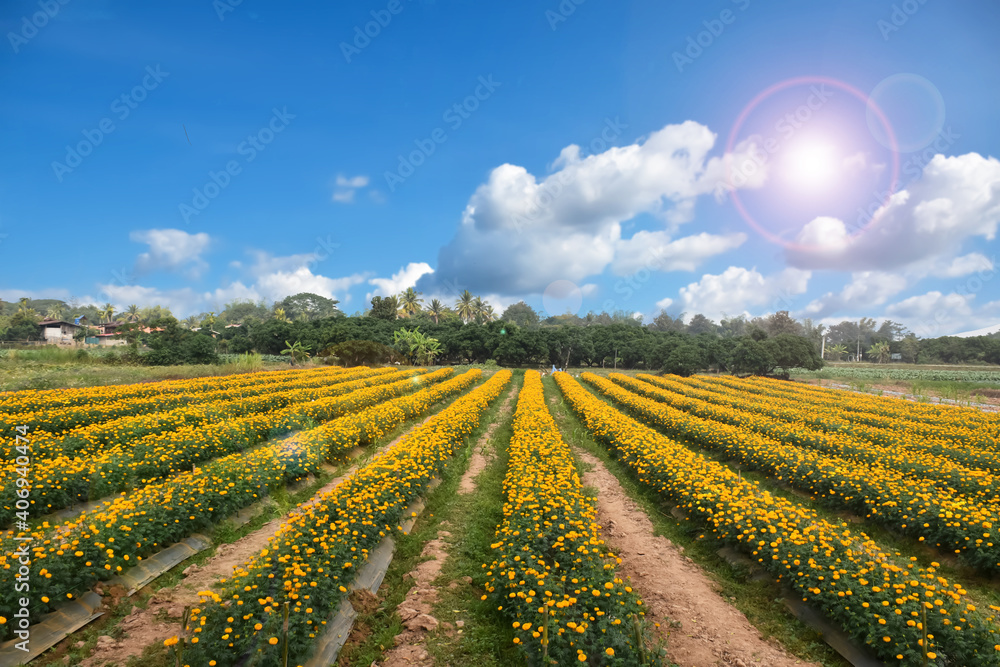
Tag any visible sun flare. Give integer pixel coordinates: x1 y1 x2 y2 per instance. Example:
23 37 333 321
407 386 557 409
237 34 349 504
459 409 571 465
783 139 839 191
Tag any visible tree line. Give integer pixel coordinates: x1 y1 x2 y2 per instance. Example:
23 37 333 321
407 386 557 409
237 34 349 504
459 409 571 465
4 292 1000 368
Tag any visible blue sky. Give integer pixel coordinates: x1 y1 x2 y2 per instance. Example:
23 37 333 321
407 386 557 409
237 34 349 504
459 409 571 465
2 0 999 336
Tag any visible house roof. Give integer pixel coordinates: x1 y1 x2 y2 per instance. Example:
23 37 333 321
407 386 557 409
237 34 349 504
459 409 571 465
38 319 82 328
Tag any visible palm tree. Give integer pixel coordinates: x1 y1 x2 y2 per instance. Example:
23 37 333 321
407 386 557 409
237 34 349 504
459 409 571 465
125 304 140 323
100 302 115 323
16 297 35 320
479 303 496 323
826 343 848 361
281 340 312 365
398 287 424 318
273 307 291 323
427 299 445 324
46 305 64 321
182 315 199 330
201 311 217 331
868 341 891 364
455 290 475 324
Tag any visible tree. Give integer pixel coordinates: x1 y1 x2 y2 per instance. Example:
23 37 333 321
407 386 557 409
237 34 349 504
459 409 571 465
398 288 423 318
369 296 398 321
455 290 476 324
281 340 312 365
900 334 920 363
763 311 803 337
273 307 292 323
100 302 115 323
876 320 908 342
719 315 749 338
686 314 718 336
661 343 707 377
868 341 891 364
649 311 686 332
763 334 824 373
392 327 442 365
125 304 140 323
322 340 396 366
729 338 776 376
281 293 340 321
45 305 64 321
426 299 446 324
16 298 38 322
826 343 848 361
502 301 540 328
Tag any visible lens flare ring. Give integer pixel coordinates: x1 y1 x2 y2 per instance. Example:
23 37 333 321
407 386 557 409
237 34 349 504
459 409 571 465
724 76 900 253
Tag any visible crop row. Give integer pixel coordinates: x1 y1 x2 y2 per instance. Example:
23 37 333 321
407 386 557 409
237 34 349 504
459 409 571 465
708 374 1000 441
4 366 387 462
0 368 442 524
178 370 513 667
587 373 1000 576
0 365 375 440
556 372 1000 666
0 368 479 637
678 375 1000 475
625 374 1000 498
485 370 652 665
791 367 1000 385
300 367 486 461
0 362 329 415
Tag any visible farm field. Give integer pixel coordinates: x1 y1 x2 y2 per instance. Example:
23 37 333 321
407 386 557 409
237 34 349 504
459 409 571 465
2 367 1000 666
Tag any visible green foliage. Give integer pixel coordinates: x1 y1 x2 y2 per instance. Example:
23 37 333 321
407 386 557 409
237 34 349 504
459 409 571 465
392 327 442 365
661 343 706 376
322 339 396 366
369 295 399 321
729 338 775 376
762 334 823 373
280 339 312 364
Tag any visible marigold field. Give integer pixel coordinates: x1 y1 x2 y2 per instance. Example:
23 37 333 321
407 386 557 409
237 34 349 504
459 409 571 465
2 365 1000 666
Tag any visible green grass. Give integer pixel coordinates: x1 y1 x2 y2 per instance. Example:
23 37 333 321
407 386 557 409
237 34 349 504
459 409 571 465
340 373 525 667
540 375 849 667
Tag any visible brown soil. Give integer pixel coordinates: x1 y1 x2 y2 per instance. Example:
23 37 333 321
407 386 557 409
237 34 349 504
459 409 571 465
77 460 372 666
378 384 519 666
574 448 817 667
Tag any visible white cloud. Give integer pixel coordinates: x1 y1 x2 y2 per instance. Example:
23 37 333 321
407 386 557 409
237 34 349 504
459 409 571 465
337 175 369 188
934 252 995 278
98 283 201 316
885 291 976 337
655 297 674 310
332 173 370 204
789 153 1000 272
368 262 435 299
421 120 765 296
131 229 211 278
612 231 746 275
677 266 811 321
803 272 908 319
255 267 366 303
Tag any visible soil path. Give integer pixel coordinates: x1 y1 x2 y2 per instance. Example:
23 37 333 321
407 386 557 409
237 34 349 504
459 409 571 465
77 413 441 667
574 448 817 667
378 384 518 667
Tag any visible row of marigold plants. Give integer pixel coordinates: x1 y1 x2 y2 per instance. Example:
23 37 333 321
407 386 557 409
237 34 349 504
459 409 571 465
0 368 482 639
707 374 1000 452
591 373 1000 576
555 372 1000 666
0 368 439 524
627 373 1000 498
175 370 512 667
648 374 1000 479
484 370 656 665
0 366 369 448
0 362 336 415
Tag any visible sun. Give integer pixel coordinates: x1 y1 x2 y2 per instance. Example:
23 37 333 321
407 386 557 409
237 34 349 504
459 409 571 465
782 139 839 191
